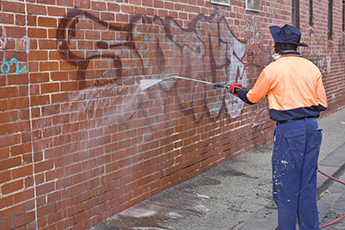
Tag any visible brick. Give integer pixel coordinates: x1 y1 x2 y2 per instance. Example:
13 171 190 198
0 218 14 229
51 92 69 103
15 14 26 26
13 189 34 204
0 87 18 99
75 0 91 8
47 210 64 225
66 183 83 198
142 0 153 7
14 210 35 228
12 164 33 180
39 39 58 50
8 120 30 134
29 72 49 83
61 82 77 91
92 1 106 10
52 114 70 125
7 74 29 85
0 134 21 150
7 97 29 110
108 2 121 12
0 13 14 24
28 50 48 61
36 181 55 196
10 142 32 156
50 71 69 81
1 179 24 195
39 61 59 71
37 203 56 219
154 0 164 8
28 28 47 38
66 202 83 217
48 50 61 60
27 3 47 15
4 51 28 62
26 15 37 26
34 160 54 173
2 1 25 13
30 95 50 106
0 195 13 211
41 83 60 94
38 17 58 28
5 26 26 38
0 170 11 183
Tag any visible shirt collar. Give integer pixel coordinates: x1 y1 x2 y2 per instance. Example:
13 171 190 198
281 50 301 56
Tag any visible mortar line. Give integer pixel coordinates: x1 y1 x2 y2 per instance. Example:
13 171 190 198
24 0 38 229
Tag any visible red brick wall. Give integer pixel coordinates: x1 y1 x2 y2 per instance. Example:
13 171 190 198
0 0 344 229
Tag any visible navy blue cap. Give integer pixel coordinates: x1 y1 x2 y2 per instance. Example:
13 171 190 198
269 24 308 47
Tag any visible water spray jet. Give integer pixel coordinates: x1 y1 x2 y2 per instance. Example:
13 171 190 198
140 75 229 90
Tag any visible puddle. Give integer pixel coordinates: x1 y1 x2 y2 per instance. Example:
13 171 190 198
217 169 259 179
90 190 209 230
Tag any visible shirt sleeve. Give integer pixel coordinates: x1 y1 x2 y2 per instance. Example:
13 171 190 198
243 69 271 104
237 89 254 104
316 72 328 110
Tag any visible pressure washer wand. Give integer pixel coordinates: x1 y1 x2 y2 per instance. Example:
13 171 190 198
163 76 229 89
212 83 230 89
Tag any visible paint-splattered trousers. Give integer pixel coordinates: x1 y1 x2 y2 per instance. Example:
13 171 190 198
272 117 322 230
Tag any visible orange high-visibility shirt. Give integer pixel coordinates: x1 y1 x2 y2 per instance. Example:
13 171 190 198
238 53 328 121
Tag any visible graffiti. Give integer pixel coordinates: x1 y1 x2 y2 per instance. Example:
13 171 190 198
246 45 272 68
244 16 272 78
244 16 263 45
20 36 30 54
0 26 28 75
1 26 30 53
0 26 7 49
57 9 247 122
1 58 27 75
308 30 331 73
338 34 345 70
251 101 268 131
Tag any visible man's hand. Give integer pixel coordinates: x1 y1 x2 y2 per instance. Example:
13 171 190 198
229 83 242 96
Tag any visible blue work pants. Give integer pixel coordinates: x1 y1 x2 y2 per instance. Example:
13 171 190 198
272 118 322 230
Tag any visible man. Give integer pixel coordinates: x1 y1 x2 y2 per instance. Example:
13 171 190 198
230 24 328 230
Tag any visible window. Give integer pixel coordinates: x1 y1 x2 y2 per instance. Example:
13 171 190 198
309 0 313 27
328 0 333 40
292 0 300 28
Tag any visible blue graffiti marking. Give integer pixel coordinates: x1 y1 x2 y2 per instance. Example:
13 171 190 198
1 58 27 75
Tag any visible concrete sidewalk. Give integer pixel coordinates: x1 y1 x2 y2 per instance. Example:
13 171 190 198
91 108 345 230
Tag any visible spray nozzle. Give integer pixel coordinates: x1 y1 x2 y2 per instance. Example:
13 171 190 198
212 83 229 89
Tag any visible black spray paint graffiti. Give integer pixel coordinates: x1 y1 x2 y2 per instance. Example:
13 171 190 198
57 9 247 123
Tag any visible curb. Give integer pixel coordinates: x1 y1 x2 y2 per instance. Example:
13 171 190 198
317 143 345 198
317 163 345 198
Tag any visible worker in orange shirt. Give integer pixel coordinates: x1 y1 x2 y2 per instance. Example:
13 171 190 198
230 24 328 230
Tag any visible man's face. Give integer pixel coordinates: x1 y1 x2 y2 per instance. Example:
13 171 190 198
274 42 282 53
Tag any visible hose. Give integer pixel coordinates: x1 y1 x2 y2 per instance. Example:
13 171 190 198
318 169 345 186
320 214 345 228
317 169 345 228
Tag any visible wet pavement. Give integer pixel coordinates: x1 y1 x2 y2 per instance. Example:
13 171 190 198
89 108 345 230
318 173 345 229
